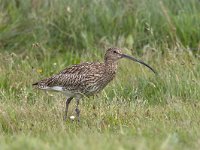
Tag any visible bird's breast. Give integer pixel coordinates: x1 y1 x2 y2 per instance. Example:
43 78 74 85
83 71 116 96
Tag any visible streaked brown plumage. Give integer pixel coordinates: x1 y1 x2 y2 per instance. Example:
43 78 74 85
33 48 156 121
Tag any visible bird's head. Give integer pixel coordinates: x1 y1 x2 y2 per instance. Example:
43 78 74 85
104 47 156 74
104 47 123 62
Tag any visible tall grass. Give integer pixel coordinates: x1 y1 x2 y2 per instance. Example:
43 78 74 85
0 0 200 53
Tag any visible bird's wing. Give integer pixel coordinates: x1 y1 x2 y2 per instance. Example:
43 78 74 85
33 62 105 91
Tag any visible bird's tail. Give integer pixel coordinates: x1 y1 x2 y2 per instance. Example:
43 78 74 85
32 82 39 86
32 80 49 90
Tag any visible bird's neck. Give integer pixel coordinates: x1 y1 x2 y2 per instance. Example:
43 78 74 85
104 60 118 73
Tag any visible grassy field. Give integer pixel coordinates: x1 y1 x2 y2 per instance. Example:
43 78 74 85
0 0 200 149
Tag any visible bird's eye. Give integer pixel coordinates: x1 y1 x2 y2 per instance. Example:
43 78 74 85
113 50 117 53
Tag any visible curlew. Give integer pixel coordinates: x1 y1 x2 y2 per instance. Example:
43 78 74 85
33 48 156 121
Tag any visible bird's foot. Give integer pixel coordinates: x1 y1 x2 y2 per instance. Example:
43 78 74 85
63 115 67 122
75 108 80 122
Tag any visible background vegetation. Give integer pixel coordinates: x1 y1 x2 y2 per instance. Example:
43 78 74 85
0 0 200 149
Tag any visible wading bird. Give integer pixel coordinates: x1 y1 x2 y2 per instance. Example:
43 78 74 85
33 48 156 121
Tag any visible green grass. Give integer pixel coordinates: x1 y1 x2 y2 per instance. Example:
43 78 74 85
0 0 200 149
0 49 200 150
1 0 200 53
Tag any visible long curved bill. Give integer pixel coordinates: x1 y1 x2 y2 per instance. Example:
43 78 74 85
121 54 157 74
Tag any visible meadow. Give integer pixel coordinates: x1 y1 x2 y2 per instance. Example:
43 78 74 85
0 0 200 149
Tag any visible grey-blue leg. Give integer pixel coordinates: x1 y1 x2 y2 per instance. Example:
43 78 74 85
64 97 73 121
75 98 80 122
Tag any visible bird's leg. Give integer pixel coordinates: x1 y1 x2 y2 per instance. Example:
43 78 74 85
75 98 80 122
64 97 73 121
